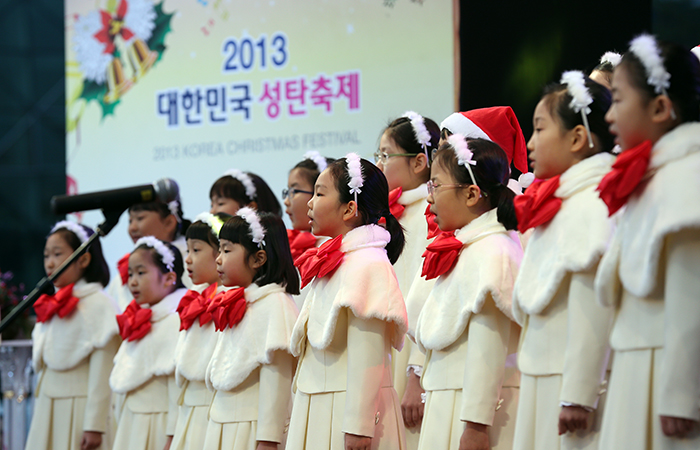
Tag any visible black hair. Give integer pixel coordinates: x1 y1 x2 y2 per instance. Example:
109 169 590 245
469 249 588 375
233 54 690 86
440 127 453 142
50 224 110 287
292 156 337 189
133 240 185 290
434 138 518 231
384 115 441 170
186 213 231 250
327 158 405 264
541 76 615 154
210 171 283 217
619 39 700 124
218 212 300 295
129 199 191 241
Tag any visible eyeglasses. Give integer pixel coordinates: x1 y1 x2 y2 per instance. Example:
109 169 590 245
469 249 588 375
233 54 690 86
373 150 416 165
426 180 486 197
282 188 314 200
426 180 469 196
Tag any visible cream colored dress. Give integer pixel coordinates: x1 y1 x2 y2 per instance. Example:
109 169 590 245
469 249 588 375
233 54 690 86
202 283 299 450
512 153 616 450
287 224 409 450
109 288 186 450
413 209 522 450
595 123 700 449
170 284 222 450
26 280 120 450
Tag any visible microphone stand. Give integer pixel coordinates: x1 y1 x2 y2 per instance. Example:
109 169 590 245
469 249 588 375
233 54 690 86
0 208 124 334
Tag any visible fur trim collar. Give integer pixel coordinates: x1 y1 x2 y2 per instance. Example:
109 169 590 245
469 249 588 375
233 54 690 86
205 284 298 392
415 210 522 351
174 284 223 385
290 226 408 355
109 288 186 393
32 280 119 372
597 123 700 303
513 154 616 321
398 184 429 206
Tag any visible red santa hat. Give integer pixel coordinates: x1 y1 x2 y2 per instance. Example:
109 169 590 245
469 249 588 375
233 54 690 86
692 45 700 62
440 106 528 174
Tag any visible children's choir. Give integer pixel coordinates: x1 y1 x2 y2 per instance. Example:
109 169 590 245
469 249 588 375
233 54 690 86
25 34 700 450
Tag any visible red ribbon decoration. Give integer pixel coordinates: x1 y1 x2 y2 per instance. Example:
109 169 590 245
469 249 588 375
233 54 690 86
420 233 464 280
294 235 345 289
597 141 653 216
94 0 135 55
379 187 405 225
116 300 152 341
177 284 217 331
287 229 318 261
34 284 80 323
513 176 563 233
206 287 246 331
117 253 130 285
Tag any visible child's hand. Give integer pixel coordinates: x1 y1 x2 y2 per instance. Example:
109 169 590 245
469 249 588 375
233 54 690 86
345 433 371 450
660 415 697 438
163 435 173 450
80 431 102 450
256 440 278 450
401 370 425 428
459 421 489 450
558 405 590 435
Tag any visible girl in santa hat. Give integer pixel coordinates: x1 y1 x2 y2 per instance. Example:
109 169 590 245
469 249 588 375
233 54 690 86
511 70 616 450
413 136 522 450
595 34 700 449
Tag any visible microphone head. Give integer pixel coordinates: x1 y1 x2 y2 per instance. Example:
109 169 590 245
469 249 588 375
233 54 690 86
153 178 180 204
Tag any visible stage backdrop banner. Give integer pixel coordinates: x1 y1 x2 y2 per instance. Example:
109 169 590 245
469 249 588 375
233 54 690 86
65 0 456 267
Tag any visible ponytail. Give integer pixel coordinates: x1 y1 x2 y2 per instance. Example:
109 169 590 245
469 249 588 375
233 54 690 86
494 184 518 231
383 213 406 264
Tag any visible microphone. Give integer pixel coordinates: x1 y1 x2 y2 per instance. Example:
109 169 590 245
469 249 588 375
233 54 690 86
51 178 180 215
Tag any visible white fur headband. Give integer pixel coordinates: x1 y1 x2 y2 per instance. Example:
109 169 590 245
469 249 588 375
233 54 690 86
51 221 89 244
600 51 622 67
303 151 328 172
403 111 432 167
345 152 364 216
236 207 266 248
447 134 477 185
560 70 595 149
224 169 257 200
134 236 176 272
194 212 225 238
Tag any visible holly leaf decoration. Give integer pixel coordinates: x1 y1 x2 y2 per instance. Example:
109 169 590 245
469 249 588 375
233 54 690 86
148 1 174 63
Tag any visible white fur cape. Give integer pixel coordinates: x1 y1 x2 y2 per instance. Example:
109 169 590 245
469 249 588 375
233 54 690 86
109 288 186 394
32 280 119 372
597 123 700 306
174 284 224 386
512 153 616 323
205 283 299 392
290 224 408 356
415 209 522 352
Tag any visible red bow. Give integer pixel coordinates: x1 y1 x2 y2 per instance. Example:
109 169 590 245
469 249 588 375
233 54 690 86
117 253 130 285
294 235 344 289
421 233 464 280
116 300 152 341
379 187 405 225
177 284 217 331
425 205 441 239
287 229 318 260
94 0 135 55
597 141 652 216
34 284 80 323
206 287 246 331
513 176 563 233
